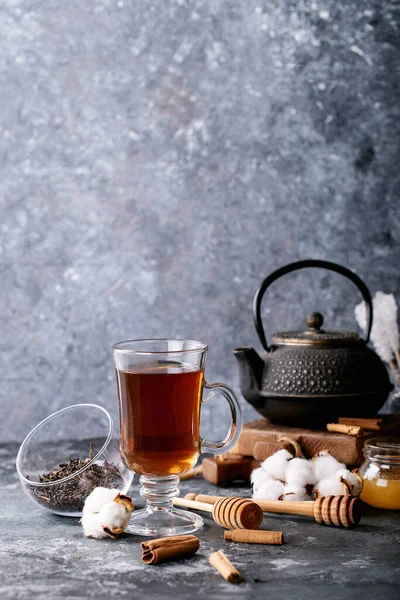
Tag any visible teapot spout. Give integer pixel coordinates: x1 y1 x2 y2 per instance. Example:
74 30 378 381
233 347 264 409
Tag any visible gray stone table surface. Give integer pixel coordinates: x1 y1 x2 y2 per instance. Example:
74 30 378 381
1 443 399 600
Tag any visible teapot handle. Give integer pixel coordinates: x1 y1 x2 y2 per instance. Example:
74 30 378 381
253 259 373 351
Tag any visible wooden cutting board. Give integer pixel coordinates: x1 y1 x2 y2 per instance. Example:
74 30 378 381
232 417 400 467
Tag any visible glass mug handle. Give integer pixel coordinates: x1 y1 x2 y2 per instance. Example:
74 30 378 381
200 381 243 455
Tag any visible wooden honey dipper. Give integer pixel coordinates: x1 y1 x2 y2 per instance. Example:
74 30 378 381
172 496 264 530
184 493 361 528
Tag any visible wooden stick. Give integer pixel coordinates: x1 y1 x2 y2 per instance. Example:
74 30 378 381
186 492 314 515
174 497 214 513
224 529 283 545
185 493 197 500
179 465 203 480
186 493 315 515
326 423 364 437
209 550 243 583
185 493 222 504
185 493 361 528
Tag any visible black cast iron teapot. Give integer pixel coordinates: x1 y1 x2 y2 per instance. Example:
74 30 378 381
234 260 392 428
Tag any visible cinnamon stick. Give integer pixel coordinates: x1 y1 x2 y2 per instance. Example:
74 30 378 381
209 550 243 583
224 529 283 545
141 535 200 565
338 418 381 431
326 423 364 437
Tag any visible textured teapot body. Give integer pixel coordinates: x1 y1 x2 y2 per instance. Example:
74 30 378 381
262 343 390 398
253 343 392 426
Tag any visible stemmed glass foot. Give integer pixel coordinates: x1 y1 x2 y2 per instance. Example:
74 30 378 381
125 474 203 537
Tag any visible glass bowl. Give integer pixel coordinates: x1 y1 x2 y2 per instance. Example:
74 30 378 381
16 403 134 517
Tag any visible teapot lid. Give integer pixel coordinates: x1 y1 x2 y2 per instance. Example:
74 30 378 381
271 312 361 347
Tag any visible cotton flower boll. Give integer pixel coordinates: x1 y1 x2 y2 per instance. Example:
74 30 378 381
253 479 284 501
81 512 109 539
251 467 275 493
251 466 273 487
83 487 121 514
81 494 134 539
313 453 345 482
99 501 131 538
314 477 347 497
283 484 310 502
335 469 363 497
285 458 316 487
262 449 293 481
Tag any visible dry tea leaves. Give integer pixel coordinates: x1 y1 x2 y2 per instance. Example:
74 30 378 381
27 447 124 513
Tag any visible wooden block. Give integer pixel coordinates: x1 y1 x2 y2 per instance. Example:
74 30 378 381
234 417 400 466
233 419 366 465
201 456 254 485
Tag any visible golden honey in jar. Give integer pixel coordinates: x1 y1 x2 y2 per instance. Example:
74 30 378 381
359 437 400 510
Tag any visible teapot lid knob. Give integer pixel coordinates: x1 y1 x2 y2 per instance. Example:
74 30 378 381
307 312 324 330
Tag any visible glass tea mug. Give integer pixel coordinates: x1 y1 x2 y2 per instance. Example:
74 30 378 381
113 339 243 536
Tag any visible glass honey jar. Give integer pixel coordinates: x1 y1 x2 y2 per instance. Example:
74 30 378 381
359 438 400 510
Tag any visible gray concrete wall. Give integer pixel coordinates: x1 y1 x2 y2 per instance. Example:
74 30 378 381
1 1 399 442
